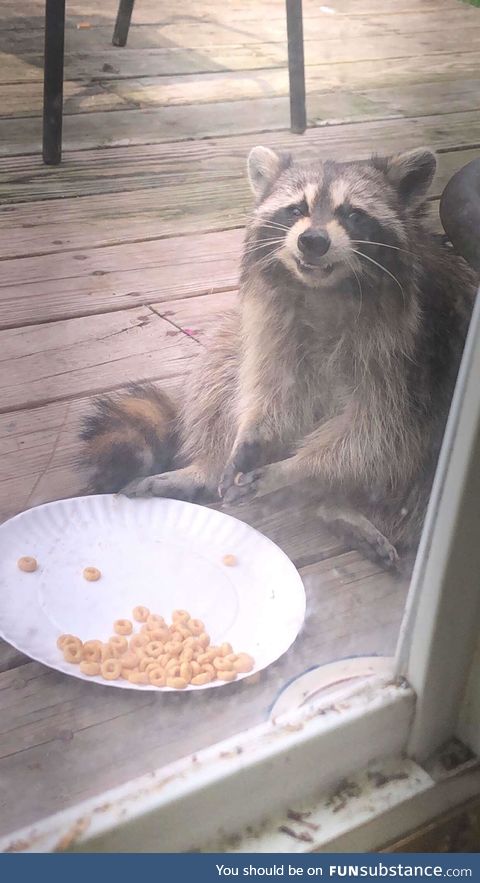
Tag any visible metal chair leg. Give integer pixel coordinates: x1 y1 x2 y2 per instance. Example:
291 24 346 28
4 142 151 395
286 0 307 134
42 0 66 165
113 0 135 47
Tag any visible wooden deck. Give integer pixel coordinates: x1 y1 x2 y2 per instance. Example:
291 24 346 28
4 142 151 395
1 0 479 845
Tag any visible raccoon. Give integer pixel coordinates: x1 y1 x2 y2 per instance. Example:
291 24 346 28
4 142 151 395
81 146 477 566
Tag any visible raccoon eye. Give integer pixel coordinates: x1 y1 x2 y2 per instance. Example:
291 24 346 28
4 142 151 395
288 205 305 219
348 209 365 223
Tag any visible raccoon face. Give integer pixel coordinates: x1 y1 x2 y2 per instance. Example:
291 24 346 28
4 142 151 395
245 146 436 290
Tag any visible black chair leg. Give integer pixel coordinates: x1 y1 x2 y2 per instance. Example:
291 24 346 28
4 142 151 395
113 0 135 47
42 0 66 165
286 0 307 134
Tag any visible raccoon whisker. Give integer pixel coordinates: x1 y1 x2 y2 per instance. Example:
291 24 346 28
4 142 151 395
244 238 286 253
259 221 292 232
347 257 364 323
352 249 406 309
351 240 416 259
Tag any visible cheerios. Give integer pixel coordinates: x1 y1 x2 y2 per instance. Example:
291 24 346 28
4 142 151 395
144 641 163 659
146 614 166 631
82 640 102 663
101 658 122 680
216 669 237 682
132 606 149 623
166 676 188 689
57 634 81 651
54 605 254 690
191 671 214 686
148 667 167 687
80 661 101 676
108 635 128 656
63 642 83 664
17 556 38 573
127 671 149 685
120 652 139 670
83 567 101 582
222 554 237 567
113 619 132 636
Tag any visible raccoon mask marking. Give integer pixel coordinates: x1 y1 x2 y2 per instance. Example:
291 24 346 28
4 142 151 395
244 145 436 294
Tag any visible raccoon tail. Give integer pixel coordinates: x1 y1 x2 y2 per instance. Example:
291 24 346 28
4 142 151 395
80 384 177 493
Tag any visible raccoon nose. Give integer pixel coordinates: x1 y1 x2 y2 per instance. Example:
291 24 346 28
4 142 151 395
298 228 331 258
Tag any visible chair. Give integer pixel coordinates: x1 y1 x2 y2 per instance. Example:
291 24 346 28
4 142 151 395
42 0 306 165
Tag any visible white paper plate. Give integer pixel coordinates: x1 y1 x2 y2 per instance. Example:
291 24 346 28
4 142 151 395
0 495 306 691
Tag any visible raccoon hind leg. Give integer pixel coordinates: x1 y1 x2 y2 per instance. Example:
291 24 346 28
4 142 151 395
317 503 399 571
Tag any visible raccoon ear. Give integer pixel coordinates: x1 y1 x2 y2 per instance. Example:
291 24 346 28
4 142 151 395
247 146 291 199
382 148 437 203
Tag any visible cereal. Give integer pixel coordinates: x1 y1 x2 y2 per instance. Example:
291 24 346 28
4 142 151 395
127 671 150 685
80 661 100 676
17 556 38 573
233 653 254 673
108 635 128 656
113 619 132 636
148 667 166 687
82 640 102 663
146 614 166 631
56 606 255 690
188 618 204 636
166 676 188 689
222 554 237 567
101 658 122 680
216 669 237 682
63 642 83 664
57 634 80 651
83 567 101 582
144 641 163 659
191 671 214 686
120 652 139 670
132 606 149 623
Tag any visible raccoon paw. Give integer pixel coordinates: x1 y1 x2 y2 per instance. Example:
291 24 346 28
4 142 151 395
120 468 202 501
222 464 279 505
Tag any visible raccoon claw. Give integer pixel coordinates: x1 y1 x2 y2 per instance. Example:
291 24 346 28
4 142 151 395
222 468 265 505
218 464 244 498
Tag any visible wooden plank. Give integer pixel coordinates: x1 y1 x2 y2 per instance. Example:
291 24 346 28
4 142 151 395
2 111 480 203
0 81 132 120
0 228 241 328
0 0 466 32
3 58 480 157
0 306 198 413
0 228 240 290
4 6 477 47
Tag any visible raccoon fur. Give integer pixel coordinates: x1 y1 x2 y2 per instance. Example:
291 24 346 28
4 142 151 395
80 146 477 566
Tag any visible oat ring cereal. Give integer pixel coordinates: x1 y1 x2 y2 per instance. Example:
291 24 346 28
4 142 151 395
101 658 122 680
57 606 254 689
113 619 132 636
148 666 167 687
83 567 101 582
17 556 38 573
63 642 83 664
82 640 102 663
80 661 101 676
132 606 149 623
57 634 81 651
